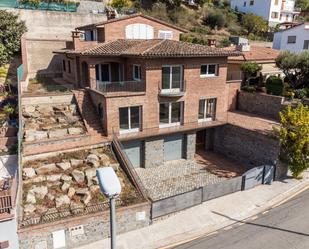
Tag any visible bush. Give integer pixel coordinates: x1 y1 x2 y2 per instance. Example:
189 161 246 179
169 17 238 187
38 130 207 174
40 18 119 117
294 88 308 99
241 85 256 93
277 104 309 178
266 76 284 96
202 12 226 29
110 0 132 8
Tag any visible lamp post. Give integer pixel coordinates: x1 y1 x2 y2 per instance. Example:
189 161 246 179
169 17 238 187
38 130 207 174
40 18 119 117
96 167 122 249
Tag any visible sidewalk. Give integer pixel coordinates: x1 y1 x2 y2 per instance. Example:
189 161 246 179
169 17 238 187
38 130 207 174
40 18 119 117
76 172 309 249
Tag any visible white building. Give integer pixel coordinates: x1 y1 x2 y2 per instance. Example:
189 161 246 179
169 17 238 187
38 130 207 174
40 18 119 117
273 23 309 52
230 0 300 26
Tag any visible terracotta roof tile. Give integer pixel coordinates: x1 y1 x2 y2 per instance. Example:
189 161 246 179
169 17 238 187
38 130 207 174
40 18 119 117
79 39 241 58
228 46 280 61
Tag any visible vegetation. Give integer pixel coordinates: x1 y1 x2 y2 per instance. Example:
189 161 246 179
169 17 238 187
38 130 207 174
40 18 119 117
275 51 309 89
0 11 27 66
110 0 133 8
277 104 309 178
202 11 226 29
296 0 309 11
240 62 262 85
242 13 268 36
266 76 284 96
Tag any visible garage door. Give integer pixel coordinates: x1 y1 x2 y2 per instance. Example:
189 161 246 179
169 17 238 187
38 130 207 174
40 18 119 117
123 141 142 168
164 135 184 161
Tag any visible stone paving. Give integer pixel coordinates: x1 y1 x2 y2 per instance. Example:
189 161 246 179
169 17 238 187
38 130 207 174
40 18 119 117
135 158 228 201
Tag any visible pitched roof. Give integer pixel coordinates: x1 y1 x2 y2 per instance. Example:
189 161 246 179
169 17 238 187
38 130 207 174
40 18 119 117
228 46 280 62
75 39 241 58
76 13 188 32
275 22 309 33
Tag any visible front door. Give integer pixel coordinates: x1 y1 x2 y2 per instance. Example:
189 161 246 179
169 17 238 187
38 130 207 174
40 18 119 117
196 130 206 151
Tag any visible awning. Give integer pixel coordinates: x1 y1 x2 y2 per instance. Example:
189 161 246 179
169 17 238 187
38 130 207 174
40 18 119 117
261 63 283 75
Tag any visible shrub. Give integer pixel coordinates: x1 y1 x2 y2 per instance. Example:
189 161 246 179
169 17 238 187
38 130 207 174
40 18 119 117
294 88 308 99
276 104 309 178
241 85 256 93
110 0 132 8
202 12 226 29
266 76 284 96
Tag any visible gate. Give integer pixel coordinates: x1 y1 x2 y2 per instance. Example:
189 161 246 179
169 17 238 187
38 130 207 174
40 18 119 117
242 165 275 190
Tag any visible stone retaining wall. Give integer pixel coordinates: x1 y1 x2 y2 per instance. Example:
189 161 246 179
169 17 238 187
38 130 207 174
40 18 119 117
237 91 284 120
21 94 73 106
214 124 279 168
18 202 150 249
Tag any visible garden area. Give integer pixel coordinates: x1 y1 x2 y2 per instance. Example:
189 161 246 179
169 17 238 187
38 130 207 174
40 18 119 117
21 146 144 226
240 51 309 102
24 77 71 94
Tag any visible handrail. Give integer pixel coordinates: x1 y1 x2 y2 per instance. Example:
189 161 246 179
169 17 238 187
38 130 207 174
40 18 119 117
158 80 186 93
111 133 149 200
94 80 145 93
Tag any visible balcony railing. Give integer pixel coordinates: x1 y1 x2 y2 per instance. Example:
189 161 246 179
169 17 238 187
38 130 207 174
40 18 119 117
94 80 146 94
158 80 186 97
227 71 243 81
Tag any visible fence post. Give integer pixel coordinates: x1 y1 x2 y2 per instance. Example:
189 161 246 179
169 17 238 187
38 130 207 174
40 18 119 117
241 175 246 191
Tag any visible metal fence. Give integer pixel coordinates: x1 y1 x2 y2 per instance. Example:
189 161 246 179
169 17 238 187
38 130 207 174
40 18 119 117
16 1 78 12
151 165 275 219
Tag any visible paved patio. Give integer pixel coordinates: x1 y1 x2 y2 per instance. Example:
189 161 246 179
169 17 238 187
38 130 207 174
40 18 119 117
135 152 247 201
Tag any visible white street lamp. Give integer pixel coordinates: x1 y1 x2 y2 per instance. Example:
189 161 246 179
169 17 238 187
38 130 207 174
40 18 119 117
96 167 122 249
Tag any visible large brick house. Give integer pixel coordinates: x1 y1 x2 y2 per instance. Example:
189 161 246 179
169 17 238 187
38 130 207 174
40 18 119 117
55 13 240 168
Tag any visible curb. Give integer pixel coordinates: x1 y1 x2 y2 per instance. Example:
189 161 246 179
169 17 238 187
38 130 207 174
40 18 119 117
159 178 309 249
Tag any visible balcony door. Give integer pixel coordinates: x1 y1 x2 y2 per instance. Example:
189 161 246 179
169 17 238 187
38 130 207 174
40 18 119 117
96 64 110 83
162 65 183 93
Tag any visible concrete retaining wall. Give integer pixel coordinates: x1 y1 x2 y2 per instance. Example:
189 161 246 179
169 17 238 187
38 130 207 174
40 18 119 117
21 94 73 106
214 124 280 168
237 91 284 120
19 202 150 249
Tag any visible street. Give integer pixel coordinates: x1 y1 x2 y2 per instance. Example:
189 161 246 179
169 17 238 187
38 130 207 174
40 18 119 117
174 188 309 249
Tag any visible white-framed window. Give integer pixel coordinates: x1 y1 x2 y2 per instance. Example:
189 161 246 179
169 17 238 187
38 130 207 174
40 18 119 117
125 23 154 39
133 64 141 81
158 30 173 40
200 64 219 77
162 65 183 93
159 102 183 128
198 98 217 122
287 36 296 44
119 106 142 134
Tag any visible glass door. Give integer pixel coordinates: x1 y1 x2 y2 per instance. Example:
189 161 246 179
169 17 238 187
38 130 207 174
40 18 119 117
161 65 182 93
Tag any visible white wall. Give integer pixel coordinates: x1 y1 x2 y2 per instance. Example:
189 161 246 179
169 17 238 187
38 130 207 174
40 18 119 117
272 24 309 53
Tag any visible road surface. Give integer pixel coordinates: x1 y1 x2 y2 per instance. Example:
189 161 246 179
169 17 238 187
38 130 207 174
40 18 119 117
174 188 309 249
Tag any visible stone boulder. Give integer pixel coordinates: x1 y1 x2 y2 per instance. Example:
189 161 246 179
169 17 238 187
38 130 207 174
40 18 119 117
61 175 72 182
56 162 71 171
67 187 76 198
55 195 71 208
36 163 58 174
30 186 48 199
89 185 100 194
23 168 36 179
26 192 36 204
24 204 36 215
86 154 100 167
71 169 85 183
70 159 84 167
75 188 89 195
61 182 70 192
46 174 62 182
81 192 92 205
85 168 96 181
25 130 48 142
24 105 36 113
48 129 68 138
31 175 46 183
68 127 84 135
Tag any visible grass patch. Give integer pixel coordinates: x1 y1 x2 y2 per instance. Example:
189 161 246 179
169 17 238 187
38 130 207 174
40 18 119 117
27 77 70 94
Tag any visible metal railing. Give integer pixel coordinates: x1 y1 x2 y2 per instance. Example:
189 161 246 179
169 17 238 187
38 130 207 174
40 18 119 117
94 80 145 94
112 133 149 200
227 71 243 81
158 80 186 95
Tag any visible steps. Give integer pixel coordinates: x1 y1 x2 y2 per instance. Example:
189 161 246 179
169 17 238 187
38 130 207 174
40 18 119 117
73 90 105 137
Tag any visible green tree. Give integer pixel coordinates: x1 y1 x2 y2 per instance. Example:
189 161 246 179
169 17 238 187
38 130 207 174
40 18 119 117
202 12 226 29
275 51 309 89
296 0 309 10
240 61 262 84
242 13 268 36
277 104 309 178
110 0 133 8
0 10 27 66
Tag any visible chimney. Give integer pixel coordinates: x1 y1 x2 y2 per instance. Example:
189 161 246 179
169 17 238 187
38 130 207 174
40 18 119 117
71 30 84 50
207 39 216 47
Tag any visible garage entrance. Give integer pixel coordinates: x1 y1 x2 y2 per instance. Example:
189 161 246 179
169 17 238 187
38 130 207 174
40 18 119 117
164 134 184 161
122 140 143 168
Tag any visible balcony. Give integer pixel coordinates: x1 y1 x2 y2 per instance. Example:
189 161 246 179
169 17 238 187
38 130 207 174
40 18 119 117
94 80 146 95
158 80 186 97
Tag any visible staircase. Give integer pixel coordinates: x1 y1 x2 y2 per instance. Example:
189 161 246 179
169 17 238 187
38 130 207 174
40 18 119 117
73 90 105 137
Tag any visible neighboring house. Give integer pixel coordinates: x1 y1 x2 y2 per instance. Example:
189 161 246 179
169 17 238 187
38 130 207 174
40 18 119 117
55 13 240 168
230 0 300 26
273 22 309 52
227 44 282 82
